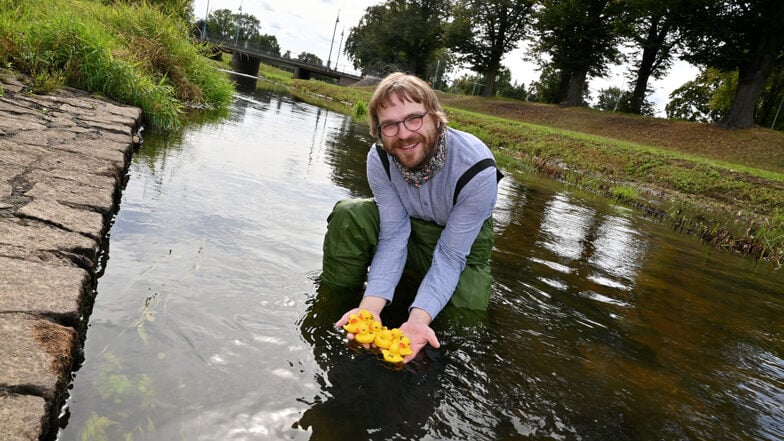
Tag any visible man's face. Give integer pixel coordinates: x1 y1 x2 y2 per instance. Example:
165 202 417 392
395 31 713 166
376 94 439 170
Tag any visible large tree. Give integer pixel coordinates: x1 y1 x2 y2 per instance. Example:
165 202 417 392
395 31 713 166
344 0 450 77
447 0 535 96
677 0 784 128
623 0 680 114
533 0 627 105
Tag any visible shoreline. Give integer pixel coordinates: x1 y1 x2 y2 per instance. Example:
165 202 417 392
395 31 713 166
0 73 141 440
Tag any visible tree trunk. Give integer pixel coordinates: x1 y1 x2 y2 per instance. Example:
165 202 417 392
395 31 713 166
555 69 571 104
722 50 775 129
630 18 669 114
565 69 587 105
482 66 498 97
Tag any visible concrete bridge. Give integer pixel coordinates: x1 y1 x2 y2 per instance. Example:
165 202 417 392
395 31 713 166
208 39 363 86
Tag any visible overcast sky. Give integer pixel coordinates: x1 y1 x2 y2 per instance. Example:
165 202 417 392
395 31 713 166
192 0 699 115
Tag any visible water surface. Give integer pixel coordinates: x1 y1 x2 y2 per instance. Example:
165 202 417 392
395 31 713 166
58 77 784 441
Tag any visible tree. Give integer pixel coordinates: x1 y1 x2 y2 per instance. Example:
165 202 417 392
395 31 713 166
677 0 784 128
665 68 731 122
205 9 238 41
249 34 281 56
623 0 680 114
298 52 323 66
447 0 535 96
666 66 784 130
533 0 627 105
344 0 450 77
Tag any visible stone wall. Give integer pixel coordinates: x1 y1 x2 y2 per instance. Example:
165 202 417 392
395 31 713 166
0 72 142 440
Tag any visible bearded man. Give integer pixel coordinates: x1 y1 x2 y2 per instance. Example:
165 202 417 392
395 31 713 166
323 72 502 363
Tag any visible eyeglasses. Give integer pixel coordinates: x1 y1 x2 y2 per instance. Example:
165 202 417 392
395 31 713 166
377 112 428 137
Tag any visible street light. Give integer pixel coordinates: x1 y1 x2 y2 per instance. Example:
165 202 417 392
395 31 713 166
335 28 344 72
326 11 340 70
235 3 242 46
202 0 210 40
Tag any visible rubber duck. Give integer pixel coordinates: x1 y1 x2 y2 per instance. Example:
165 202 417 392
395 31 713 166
353 323 375 344
382 348 404 363
342 314 362 334
358 309 375 322
396 337 413 356
374 328 394 349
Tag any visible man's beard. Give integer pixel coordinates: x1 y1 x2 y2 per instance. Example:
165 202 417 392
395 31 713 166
383 126 439 170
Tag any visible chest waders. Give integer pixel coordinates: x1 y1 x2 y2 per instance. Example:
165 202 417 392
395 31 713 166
321 145 502 311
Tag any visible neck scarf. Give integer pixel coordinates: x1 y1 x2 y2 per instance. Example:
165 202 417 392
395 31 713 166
392 128 447 188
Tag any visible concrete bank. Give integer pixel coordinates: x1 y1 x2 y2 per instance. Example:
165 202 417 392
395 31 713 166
0 73 141 440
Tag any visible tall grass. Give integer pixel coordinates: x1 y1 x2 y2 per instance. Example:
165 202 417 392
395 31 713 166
0 0 233 129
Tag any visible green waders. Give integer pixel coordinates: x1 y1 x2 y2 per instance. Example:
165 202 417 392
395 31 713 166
321 198 494 311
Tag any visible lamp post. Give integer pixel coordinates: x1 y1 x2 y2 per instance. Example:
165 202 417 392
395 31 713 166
202 0 210 40
326 11 340 70
235 3 242 46
334 28 344 72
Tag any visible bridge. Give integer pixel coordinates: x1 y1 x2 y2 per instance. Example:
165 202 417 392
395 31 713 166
206 38 363 86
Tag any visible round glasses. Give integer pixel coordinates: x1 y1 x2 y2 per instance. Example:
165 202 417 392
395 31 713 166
377 112 428 137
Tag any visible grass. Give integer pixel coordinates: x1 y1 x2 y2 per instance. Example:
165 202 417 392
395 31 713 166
253 67 784 267
0 0 234 129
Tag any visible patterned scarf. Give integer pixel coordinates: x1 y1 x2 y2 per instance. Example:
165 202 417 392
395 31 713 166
392 128 448 188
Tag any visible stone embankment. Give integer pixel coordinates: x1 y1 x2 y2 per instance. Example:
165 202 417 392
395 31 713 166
0 73 141 440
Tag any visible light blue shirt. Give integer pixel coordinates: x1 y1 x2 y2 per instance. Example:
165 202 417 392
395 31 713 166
365 127 498 319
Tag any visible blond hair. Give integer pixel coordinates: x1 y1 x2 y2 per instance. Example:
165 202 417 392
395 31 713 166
367 72 448 139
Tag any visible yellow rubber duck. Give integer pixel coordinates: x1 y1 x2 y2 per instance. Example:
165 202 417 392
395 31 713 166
396 337 413 356
358 309 375 322
374 328 394 349
382 349 404 363
342 314 362 334
353 323 375 344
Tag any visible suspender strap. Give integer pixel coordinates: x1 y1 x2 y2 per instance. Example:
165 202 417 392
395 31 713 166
375 144 502 206
453 158 500 205
375 143 391 180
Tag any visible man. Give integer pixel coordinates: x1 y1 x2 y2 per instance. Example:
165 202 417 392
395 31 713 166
322 72 501 363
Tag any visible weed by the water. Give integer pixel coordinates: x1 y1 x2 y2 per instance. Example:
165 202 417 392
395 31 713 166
0 0 233 129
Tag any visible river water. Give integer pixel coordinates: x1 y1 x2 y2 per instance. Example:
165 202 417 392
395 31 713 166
57 77 784 441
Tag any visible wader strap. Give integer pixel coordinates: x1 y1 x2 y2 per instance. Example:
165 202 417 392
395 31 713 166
375 143 503 206
375 143 391 180
453 158 503 205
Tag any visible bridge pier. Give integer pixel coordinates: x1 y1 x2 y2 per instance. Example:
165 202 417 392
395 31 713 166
231 52 261 77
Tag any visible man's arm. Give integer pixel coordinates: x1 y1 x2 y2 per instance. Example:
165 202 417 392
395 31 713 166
364 148 409 304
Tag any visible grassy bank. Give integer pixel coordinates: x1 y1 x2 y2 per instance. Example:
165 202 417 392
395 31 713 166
258 65 784 267
0 0 233 129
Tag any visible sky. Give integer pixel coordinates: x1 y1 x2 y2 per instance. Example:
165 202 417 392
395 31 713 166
192 0 700 115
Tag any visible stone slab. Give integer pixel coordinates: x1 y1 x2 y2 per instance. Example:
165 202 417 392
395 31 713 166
0 256 88 323
18 199 106 240
0 313 77 401
0 393 47 441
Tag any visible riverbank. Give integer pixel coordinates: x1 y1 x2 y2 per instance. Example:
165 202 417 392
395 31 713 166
279 72 784 267
0 73 141 440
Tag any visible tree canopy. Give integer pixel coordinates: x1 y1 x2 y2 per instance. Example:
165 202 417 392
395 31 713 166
343 0 451 77
677 0 784 128
447 0 535 96
532 0 627 105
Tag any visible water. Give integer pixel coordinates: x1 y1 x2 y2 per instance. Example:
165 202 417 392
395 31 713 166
58 77 784 441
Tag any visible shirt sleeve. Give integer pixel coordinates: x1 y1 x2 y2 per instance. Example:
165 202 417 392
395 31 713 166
364 146 409 304
410 166 497 319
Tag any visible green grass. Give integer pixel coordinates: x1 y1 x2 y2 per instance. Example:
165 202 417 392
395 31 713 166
0 0 233 129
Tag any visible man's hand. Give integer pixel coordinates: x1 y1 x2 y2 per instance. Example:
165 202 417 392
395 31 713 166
399 308 440 363
334 296 387 345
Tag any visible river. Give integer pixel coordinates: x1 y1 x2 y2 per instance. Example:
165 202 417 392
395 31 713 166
57 76 784 441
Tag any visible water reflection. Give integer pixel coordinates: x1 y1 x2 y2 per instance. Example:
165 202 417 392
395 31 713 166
57 79 784 441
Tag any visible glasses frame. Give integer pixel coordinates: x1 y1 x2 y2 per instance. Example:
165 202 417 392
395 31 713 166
377 111 429 137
